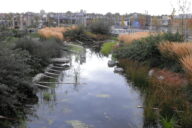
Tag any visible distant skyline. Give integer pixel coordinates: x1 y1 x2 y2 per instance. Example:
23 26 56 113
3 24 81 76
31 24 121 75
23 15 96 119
0 0 191 15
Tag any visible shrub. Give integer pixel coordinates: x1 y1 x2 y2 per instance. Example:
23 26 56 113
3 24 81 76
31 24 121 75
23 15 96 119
161 32 184 42
101 41 118 56
14 38 62 73
63 26 87 41
0 44 37 125
88 20 111 35
114 33 184 69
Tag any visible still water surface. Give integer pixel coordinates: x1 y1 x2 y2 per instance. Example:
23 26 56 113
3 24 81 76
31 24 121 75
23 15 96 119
27 49 144 128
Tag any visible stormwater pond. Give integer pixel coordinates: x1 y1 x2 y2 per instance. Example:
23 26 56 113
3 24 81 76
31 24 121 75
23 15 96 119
26 48 144 128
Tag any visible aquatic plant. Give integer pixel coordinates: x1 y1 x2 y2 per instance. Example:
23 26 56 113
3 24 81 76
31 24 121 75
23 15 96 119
67 43 85 54
118 59 192 128
118 59 149 88
96 94 111 98
160 117 177 128
66 120 90 128
43 92 53 101
100 41 118 56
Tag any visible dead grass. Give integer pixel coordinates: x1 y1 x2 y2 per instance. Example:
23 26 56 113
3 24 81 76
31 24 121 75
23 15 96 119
38 26 77 40
180 55 192 78
150 68 188 87
159 42 192 58
159 41 192 79
118 32 152 44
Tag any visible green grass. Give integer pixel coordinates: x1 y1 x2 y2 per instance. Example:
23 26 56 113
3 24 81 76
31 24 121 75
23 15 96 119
101 41 118 56
43 92 53 101
160 117 177 128
67 43 85 54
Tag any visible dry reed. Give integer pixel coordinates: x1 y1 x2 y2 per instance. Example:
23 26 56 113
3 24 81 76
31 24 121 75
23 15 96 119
180 55 192 77
158 42 192 58
38 26 77 40
159 41 192 78
118 32 151 44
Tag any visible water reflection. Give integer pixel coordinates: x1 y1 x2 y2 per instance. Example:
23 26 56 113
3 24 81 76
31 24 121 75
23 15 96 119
26 49 144 128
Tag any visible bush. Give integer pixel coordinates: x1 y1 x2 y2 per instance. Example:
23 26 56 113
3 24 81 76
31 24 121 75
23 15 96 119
88 20 111 35
14 38 62 73
0 44 37 127
63 26 87 41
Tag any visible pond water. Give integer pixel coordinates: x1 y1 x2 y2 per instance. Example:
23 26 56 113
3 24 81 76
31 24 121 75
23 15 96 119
26 49 144 128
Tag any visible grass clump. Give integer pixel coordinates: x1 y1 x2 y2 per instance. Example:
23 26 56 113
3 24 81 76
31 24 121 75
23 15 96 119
38 26 76 40
159 42 192 58
101 41 118 56
160 117 177 128
118 59 149 88
158 41 192 78
43 92 53 101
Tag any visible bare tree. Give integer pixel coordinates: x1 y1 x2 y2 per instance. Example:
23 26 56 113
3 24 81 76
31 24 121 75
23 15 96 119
177 0 191 40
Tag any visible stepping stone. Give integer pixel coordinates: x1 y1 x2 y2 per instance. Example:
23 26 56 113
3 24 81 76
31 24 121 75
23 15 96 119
108 60 117 67
114 67 124 73
51 58 70 64
32 73 45 83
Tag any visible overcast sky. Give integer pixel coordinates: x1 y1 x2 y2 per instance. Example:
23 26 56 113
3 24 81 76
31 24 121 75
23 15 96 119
0 0 191 15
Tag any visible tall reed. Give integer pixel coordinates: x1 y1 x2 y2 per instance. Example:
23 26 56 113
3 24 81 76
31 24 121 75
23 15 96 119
118 32 152 44
38 26 76 40
159 41 192 59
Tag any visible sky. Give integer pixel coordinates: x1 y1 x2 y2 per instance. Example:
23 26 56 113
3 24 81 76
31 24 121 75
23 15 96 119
0 0 191 15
